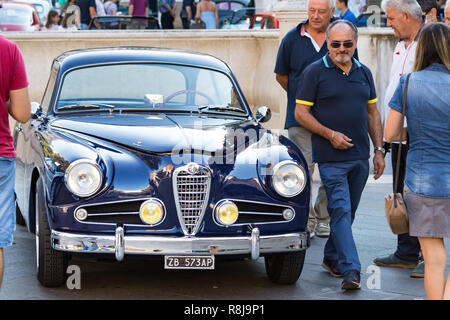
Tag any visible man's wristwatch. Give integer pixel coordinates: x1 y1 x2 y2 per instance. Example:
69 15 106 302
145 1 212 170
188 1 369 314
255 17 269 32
374 146 385 155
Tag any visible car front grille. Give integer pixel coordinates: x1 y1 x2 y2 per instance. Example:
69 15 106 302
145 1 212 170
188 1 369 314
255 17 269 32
173 164 211 235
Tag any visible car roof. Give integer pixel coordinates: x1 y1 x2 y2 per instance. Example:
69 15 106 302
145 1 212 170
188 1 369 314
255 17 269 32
0 1 36 11
55 47 233 74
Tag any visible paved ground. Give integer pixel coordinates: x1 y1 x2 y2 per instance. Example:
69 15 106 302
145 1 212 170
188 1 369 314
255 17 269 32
1 176 449 300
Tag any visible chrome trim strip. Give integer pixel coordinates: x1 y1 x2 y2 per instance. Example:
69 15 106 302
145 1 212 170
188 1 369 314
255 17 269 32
212 198 296 227
51 230 308 258
73 198 153 227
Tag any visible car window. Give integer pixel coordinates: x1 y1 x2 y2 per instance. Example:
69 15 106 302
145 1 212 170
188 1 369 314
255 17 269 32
56 63 246 114
59 64 185 101
0 8 32 26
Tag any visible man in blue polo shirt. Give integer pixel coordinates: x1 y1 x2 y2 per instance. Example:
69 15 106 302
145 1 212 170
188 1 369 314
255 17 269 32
274 0 337 240
295 20 385 290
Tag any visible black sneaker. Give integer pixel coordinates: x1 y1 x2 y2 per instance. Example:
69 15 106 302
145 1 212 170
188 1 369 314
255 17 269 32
322 258 343 278
373 254 418 269
341 270 361 290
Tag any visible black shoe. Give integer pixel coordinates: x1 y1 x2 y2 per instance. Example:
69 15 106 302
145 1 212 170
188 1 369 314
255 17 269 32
341 270 361 290
322 258 343 278
373 254 418 269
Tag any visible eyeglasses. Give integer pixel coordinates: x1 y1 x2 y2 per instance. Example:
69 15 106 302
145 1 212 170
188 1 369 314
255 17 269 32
330 40 354 48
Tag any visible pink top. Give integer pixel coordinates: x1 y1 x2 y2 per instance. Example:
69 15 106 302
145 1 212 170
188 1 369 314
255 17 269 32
0 36 29 158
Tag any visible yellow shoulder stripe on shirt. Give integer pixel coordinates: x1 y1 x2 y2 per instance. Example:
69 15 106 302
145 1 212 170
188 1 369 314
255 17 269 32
296 99 314 106
368 98 378 104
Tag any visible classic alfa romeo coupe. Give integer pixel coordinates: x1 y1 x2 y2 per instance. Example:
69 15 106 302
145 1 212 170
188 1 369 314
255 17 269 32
14 47 311 287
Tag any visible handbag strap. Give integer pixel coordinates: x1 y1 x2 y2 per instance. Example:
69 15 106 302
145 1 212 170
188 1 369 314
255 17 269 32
393 73 411 206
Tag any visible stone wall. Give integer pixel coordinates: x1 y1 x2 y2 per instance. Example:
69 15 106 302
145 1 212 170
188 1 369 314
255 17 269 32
5 28 396 130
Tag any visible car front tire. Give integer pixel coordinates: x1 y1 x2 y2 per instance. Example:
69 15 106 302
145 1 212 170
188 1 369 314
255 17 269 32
264 251 306 285
35 177 68 287
16 200 26 226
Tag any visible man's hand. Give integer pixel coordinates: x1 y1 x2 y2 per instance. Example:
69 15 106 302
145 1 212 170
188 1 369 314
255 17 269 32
329 130 354 150
373 151 385 180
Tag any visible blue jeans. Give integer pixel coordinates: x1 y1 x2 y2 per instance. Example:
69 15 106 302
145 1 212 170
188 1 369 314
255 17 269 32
0 157 16 248
318 159 369 274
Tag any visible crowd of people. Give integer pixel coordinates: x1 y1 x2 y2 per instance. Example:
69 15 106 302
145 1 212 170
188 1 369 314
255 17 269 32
276 0 449 299
37 0 221 30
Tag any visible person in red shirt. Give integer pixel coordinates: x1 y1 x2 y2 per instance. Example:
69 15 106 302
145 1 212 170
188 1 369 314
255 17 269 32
0 36 30 288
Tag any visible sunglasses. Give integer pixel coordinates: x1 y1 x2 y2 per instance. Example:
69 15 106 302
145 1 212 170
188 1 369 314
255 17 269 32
330 40 354 48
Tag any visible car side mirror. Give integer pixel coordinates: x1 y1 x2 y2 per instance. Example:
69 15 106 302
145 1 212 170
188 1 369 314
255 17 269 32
30 102 42 119
255 106 271 124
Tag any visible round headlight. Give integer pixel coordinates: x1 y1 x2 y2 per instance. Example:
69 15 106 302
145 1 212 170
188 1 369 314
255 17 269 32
272 161 306 197
139 199 165 226
215 200 239 226
65 160 102 197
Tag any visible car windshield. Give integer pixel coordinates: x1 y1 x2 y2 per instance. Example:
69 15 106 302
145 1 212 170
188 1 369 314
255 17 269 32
0 8 32 26
56 63 247 115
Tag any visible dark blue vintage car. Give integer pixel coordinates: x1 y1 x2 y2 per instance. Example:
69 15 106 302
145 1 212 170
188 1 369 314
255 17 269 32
14 47 310 287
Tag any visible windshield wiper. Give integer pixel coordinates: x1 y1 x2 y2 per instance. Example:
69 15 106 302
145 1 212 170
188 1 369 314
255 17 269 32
197 105 247 114
57 103 115 112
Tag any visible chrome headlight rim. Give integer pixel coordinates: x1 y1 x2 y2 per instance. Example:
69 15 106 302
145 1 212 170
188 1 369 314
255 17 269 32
64 159 103 198
139 198 166 226
214 199 239 226
271 160 307 198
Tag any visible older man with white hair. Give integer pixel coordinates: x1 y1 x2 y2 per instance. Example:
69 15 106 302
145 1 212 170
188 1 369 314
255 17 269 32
373 0 424 278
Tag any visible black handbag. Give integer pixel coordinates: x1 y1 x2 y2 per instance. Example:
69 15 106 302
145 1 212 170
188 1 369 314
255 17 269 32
190 20 206 29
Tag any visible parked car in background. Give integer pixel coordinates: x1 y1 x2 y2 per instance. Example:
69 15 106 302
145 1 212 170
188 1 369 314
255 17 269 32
214 0 252 28
0 1 41 31
249 12 278 29
220 7 258 29
14 47 311 287
11 0 51 24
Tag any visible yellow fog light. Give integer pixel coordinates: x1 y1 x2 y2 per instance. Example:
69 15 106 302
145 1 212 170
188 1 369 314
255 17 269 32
139 199 165 226
215 201 239 226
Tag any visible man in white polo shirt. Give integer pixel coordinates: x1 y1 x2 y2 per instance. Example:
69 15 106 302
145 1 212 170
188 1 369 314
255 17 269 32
373 0 424 278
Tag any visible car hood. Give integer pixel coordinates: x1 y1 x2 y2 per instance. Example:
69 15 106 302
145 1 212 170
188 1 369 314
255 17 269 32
50 113 258 154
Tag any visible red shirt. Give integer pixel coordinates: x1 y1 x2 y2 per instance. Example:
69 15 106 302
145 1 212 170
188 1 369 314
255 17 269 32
0 36 29 158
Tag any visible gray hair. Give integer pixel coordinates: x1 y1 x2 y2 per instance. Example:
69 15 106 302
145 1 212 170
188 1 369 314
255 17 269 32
381 0 423 19
326 19 358 39
307 0 336 9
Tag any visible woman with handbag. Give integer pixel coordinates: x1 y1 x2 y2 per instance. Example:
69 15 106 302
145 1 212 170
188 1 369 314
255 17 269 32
194 0 219 29
385 22 450 300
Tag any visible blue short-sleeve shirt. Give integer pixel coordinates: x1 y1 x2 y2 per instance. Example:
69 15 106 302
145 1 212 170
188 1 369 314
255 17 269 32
340 9 357 25
295 54 377 163
274 20 358 130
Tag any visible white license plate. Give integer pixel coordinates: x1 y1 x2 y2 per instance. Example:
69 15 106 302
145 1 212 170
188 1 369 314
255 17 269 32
164 255 215 270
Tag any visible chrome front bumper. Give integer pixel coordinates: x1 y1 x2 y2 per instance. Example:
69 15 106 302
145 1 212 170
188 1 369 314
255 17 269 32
51 227 309 262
